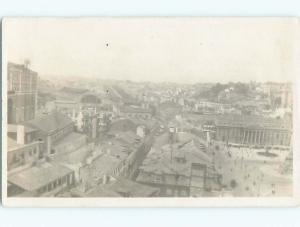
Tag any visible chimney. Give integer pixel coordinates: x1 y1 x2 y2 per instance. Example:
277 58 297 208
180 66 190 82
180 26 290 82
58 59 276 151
17 125 25 144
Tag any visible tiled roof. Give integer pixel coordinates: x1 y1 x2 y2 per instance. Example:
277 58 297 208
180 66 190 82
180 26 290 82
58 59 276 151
140 139 212 177
84 153 122 178
108 119 137 134
115 131 141 145
8 162 73 191
85 185 121 197
25 111 73 134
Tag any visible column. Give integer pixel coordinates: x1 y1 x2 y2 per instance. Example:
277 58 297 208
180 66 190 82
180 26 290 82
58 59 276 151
242 129 246 144
250 131 253 144
259 131 263 145
266 131 270 145
248 130 251 144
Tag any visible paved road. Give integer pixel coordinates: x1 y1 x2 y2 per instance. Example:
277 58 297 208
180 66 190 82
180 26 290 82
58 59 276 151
212 141 292 197
128 122 161 180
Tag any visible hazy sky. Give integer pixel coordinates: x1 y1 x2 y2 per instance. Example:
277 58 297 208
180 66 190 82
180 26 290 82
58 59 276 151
3 18 298 83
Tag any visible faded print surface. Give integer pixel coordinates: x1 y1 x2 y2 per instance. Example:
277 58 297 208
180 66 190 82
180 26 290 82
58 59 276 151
3 18 296 199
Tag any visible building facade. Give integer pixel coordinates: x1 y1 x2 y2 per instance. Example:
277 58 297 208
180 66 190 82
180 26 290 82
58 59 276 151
212 114 292 147
7 62 38 124
7 124 45 171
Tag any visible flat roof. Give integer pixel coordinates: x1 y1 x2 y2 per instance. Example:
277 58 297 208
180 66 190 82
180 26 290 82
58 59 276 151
7 124 37 133
8 162 73 191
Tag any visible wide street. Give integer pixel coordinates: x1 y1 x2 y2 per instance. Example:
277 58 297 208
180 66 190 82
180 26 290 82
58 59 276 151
212 141 292 197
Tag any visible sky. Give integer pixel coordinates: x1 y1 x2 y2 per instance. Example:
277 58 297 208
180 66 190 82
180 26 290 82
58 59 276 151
3 17 298 83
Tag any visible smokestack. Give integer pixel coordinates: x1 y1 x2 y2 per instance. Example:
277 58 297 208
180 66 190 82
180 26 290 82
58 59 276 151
17 125 25 145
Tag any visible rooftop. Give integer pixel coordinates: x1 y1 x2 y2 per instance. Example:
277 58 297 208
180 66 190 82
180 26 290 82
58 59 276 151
115 131 141 145
84 153 123 178
106 178 159 197
84 185 121 197
215 114 291 130
8 62 38 76
183 113 292 130
7 124 37 133
8 162 73 191
139 134 212 177
108 118 137 134
25 111 73 134
120 106 152 114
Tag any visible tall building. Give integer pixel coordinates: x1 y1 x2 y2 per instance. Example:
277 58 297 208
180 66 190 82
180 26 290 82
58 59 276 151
7 62 38 124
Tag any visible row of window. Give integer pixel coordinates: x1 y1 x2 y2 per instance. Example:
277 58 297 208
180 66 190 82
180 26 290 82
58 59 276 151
10 146 39 165
37 174 71 194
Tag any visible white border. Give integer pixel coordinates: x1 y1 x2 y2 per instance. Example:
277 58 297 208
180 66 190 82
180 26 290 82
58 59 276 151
1 17 300 207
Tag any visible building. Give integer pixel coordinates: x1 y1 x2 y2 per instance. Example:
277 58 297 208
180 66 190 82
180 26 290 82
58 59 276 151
7 62 38 124
194 101 231 114
101 178 159 197
54 99 79 117
7 124 44 171
24 111 86 156
118 105 152 120
68 178 159 197
8 162 75 197
136 132 222 197
78 148 129 192
261 82 293 109
71 129 145 193
212 114 292 147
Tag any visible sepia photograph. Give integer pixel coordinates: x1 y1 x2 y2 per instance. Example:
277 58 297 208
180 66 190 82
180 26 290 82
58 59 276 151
1 17 299 207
